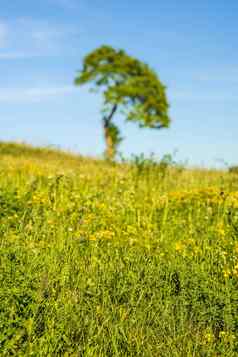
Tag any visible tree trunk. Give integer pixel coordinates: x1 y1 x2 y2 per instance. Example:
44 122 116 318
103 104 117 160
104 126 115 160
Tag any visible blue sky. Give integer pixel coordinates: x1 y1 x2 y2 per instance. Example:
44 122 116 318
0 0 237 167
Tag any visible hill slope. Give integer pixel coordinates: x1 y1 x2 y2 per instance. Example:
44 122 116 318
0 141 238 355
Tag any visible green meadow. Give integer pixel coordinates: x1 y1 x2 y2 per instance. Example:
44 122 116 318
1 142 238 356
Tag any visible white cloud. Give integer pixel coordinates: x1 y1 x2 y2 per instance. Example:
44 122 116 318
0 18 79 59
0 86 75 103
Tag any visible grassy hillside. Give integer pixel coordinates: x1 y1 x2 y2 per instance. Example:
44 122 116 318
0 142 238 356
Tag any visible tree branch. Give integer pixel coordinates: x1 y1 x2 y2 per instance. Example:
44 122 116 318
103 104 118 128
152 123 167 129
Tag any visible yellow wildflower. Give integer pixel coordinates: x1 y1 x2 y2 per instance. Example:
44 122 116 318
203 331 214 344
223 268 231 279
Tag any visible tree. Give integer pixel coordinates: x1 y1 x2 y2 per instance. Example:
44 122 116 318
74 45 171 160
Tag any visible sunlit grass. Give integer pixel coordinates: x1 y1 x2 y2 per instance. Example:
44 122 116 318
0 142 238 356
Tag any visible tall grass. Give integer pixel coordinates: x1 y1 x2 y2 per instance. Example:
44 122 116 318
0 142 238 356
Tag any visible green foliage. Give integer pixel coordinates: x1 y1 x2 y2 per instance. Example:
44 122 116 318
105 121 123 153
0 143 238 356
129 152 185 180
229 165 238 174
75 45 171 159
75 45 170 128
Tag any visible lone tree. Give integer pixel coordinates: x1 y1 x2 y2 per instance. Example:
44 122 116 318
75 45 170 160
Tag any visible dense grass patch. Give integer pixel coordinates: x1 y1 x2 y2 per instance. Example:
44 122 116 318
0 142 238 356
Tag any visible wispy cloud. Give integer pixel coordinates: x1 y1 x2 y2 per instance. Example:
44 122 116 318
169 88 238 102
0 18 80 59
0 86 75 103
194 67 238 84
0 52 47 60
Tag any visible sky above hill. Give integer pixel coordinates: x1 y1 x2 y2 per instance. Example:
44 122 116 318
0 0 237 167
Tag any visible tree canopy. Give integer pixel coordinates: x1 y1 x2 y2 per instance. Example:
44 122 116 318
75 45 171 159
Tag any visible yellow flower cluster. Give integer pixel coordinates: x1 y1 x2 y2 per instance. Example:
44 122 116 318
89 230 115 241
175 238 201 258
202 330 236 345
166 188 238 209
31 193 48 205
